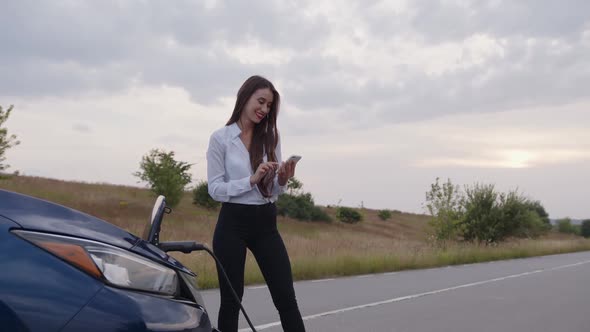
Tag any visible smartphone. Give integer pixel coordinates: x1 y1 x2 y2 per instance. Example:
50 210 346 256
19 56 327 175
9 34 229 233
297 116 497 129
286 155 302 163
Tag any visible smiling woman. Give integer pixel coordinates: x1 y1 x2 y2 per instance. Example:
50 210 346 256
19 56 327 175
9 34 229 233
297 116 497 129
205 75 305 332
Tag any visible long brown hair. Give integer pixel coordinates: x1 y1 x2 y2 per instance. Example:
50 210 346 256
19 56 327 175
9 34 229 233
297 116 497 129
226 75 280 197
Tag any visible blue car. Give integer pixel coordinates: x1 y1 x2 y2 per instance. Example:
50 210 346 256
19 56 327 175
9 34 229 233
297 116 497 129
0 189 222 332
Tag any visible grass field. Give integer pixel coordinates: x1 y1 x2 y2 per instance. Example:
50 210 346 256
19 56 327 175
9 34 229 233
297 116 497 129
2 175 589 289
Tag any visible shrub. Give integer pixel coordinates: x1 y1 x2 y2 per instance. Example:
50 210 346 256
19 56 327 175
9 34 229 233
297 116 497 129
336 206 363 223
497 191 548 239
425 178 551 243
133 149 192 208
524 200 551 230
287 177 303 195
424 178 464 241
0 104 20 174
557 218 572 233
276 192 331 222
581 220 590 238
378 209 392 221
192 181 220 210
461 183 502 242
556 218 579 235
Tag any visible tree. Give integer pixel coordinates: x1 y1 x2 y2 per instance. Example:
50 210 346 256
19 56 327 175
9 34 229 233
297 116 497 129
192 181 220 210
497 191 548 239
277 192 331 222
378 209 392 221
581 220 590 238
425 178 551 243
557 218 577 235
336 206 363 223
461 183 501 242
276 177 331 222
424 178 464 241
134 149 192 208
0 105 20 173
524 199 551 231
287 177 303 195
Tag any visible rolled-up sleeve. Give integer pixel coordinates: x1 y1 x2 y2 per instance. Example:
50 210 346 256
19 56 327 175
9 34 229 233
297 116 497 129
207 133 253 202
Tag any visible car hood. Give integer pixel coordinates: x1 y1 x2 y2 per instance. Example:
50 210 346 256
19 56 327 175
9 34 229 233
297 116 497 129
0 190 192 274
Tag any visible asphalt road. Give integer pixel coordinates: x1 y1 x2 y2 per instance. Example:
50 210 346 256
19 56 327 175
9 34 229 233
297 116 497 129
200 251 590 332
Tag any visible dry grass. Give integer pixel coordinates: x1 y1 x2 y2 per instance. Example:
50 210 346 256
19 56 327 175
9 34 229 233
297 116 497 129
2 175 589 289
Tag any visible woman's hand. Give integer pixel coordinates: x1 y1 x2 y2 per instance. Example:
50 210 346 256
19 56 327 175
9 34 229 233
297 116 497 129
278 160 297 186
250 162 279 185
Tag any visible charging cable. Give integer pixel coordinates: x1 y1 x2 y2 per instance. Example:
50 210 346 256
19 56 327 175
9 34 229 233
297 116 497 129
159 241 258 332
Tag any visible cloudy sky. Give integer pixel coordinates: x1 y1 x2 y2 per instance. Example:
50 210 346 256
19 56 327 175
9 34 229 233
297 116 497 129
1 0 589 218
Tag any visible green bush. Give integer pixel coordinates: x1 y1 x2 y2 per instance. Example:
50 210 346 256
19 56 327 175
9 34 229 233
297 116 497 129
287 177 303 195
581 220 590 238
497 191 548 239
336 206 363 223
424 177 464 241
192 181 220 210
557 218 579 235
461 186 550 242
0 104 20 173
133 149 192 208
524 200 551 229
424 178 552 243
378 209 392 221
276 192 331 222
461 183 502 242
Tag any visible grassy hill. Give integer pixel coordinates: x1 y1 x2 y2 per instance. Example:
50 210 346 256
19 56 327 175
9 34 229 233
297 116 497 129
2 175 589 289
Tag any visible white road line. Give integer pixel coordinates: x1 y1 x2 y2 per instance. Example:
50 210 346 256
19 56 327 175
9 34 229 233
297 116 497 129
247 285 268 290
547 261 589 271
310 278 335 283
238 259 590 332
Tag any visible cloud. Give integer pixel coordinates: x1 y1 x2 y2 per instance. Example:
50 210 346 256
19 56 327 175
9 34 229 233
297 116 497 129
409 101 590 168
0 0 329 102
4 82 589 218
417 148 590 169
2 0 590 218
72 123 92 133
3 0 589 129
406 0 590 42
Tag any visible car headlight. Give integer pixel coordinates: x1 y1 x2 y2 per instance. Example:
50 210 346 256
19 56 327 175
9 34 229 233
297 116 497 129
179 271 206 307
14 230 178 295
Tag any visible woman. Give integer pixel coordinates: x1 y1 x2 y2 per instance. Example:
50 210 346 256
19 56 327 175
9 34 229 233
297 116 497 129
207 75 305 332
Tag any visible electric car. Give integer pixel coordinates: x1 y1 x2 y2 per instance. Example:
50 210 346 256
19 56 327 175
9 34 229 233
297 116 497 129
0 189 222 332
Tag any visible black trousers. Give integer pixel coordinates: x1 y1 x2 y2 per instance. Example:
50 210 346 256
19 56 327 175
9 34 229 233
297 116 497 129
213 202 305 332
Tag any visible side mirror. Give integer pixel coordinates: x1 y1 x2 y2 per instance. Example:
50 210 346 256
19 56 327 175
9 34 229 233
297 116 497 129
142 195 171 245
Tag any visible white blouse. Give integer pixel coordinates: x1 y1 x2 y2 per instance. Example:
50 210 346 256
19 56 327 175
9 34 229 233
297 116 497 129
206 123 286 204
